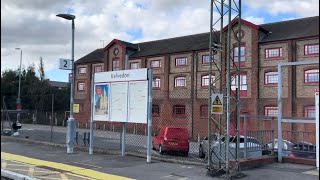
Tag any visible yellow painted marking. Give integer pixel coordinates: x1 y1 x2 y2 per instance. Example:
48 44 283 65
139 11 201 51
1 161 7 168
60 173 69 180
1 152 134 180
66 172 97 180
28 167 34 177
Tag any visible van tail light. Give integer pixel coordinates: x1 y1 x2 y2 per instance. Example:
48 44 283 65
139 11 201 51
288 153 296 158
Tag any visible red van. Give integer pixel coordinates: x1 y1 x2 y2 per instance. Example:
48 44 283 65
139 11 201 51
152 126 189 156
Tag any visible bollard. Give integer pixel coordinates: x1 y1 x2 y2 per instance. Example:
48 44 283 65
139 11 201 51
87 132 90 145
75 131 78 145
83 132 87 146
112 125 115 132
103 124 106 131
77 122 80 128
198 134 200 143
85 122 88 129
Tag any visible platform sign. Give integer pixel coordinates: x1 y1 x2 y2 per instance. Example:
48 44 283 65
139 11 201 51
59 58 72 70
93 69 148 123
211 93 223 114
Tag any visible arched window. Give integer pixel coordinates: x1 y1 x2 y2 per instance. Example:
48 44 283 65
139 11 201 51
174 76 186 88
265 71 278 84
201 75 215 87
304 69 319 83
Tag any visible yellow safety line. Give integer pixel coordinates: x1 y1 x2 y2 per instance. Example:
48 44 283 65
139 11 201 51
1 161 7 168
66 172 98 180
60 173 69 180
1 152 135 180
28 167 34 177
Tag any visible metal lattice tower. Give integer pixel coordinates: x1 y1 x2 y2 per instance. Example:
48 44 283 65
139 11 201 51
207 0 242 177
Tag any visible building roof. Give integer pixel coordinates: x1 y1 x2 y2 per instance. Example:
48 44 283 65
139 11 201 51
259 16 319 43
75 48 104 64
75 16 319 64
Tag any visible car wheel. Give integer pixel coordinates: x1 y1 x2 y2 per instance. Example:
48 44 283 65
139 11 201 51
199 145 205 158
183 151 189 157
152 142 156 150
159 144 164 154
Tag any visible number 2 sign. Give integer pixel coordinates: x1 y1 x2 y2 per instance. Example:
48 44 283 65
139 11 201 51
59 58 72 70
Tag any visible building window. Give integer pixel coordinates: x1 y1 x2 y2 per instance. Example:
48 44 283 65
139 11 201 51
130 62 140 69
78 67 86 74
150 60 161 68
231 74 247 96
265 48 282 59
304 44 319 55
233 46 246 63
152 105 160 116
94 66 102 73
174 76 186 88
265 106 278 117
175 57 187 66
78 82 85 91
305 106 315 118
173 105 186 117
153 77 161 88
202 55 210 64
201 75 215 87
305 69 319 83
265 71 278 84
112 59 120 71
200 105 208 118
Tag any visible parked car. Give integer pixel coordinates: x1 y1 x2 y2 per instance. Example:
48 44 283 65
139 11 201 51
263 139 316 159
263 139 296 157
152 126 189 156
198 133 220 158
292 141 316 159
199 135 262 159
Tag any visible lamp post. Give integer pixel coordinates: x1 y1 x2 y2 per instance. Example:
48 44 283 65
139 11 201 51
56 13 76 154
15 48 22 125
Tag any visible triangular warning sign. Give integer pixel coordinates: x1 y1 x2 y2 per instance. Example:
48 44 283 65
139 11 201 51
212 95 222 105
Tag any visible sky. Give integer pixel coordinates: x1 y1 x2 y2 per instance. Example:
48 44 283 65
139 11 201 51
1 0 319 82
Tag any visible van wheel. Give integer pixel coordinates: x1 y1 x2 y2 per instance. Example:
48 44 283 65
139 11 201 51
159 144 164 154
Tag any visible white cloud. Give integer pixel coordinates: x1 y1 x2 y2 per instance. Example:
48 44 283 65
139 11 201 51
243 16 265 25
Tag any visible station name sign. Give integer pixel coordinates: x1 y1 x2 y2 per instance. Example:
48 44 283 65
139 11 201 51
95 68 148 83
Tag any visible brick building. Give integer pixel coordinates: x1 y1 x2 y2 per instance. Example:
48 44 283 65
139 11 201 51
73 16 319 139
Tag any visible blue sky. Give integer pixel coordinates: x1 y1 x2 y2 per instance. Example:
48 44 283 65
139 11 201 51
1 0 319 82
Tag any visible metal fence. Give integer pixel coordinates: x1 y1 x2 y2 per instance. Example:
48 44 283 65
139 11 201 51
1 91 317 164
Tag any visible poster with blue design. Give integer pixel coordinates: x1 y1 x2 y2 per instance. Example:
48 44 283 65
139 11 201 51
93 83 110 121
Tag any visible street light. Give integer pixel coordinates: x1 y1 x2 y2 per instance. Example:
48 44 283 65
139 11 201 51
15 48 22 128
56 13 76 154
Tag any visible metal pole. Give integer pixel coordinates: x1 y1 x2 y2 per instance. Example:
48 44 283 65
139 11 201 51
236 0 242 171
147 68 153 163
226 0 232 174
51 94 54 142
207 0 214 167
315 91 319 169
121 54 130 156
219 0 224 168
277 64 283 162
244 114 247 158
89 73 94 154
17 49 22 124
67 19 75 154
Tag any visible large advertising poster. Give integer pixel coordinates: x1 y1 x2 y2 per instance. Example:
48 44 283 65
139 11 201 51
93 83 110 121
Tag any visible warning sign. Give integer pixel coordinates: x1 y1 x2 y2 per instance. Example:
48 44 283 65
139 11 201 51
211 93 223 114
212 95 222 105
